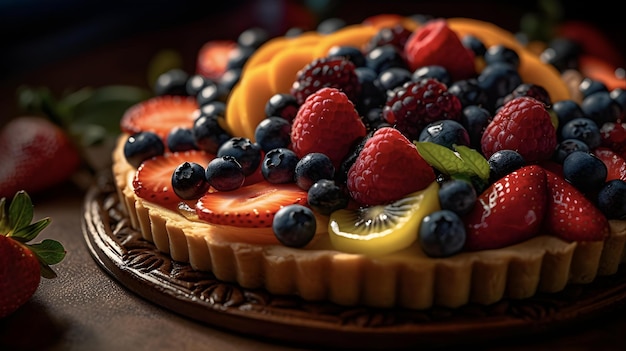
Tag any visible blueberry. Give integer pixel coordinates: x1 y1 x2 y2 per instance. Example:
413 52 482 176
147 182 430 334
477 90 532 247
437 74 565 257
171 162 210 200
438 179 476 216
448 79 489 108
461 105 491 149
205 156 245 191
597 179 626 219
294 153 335 190
307 179 349 215
254 117 292 153
167 127 197 152
376 67 412 92
199 100 226 118
185 74 213 96
610 88 626 113
539 38 580 72
484 44 520 68
355 67 386 113
487 149 526 183
218 68 241 93
265 93 299 122
551 99 585 135
327 45 366 67
217 137 262 176
226 45 255 71
365 44 407 74
317 17 346 34
238 27 270 49
578 78 609 99
418 210 466 258
192 113 231 154
581 91 621 126
272 204 317 248
411 65 451 86
123 131 165 168
154 68 189 96
461 34 486 57
553 138 590 164
477 62 522 112
560 117 601 149
562 151 607 194
261 148 299 183
418 119 471 150
196 82 220 107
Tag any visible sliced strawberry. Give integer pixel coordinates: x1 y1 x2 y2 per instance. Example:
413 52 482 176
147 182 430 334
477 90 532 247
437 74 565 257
195 181 309 228
133 150 215 207
594 147 626 181
463 165 547 251
120 95 198 144
543 169 609 242
404 19 475 81
600 121 626 158
196 40 238 81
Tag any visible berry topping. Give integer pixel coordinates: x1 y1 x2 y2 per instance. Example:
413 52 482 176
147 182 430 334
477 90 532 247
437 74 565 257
205 156 246 192
216 137 263 176
171 162 210 200
383 78 462 141
593 147 626 181
307 179 349 215
261 148 299 184
404 19 476 82
272 204 317 248
196 40 238 80
463 165 548 251
481 96 557 163
419 209 467 258
290 87 367 168
120 95 198 144
290 56 361 105
123 131 166 168
195 181 308 228
347 127 436 206
294 152 335 191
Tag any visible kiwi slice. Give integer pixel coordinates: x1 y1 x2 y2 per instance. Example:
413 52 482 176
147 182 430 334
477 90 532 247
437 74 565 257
328 182 440 256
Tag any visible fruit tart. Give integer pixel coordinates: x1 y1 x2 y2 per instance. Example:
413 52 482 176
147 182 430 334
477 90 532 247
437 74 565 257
111 15 626 310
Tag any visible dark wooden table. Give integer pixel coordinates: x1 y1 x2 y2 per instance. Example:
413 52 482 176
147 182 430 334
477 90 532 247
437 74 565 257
2 2 626 350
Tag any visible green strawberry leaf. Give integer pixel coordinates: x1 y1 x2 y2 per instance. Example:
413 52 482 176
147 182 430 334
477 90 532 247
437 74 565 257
8 190 34 233
455 145 490 180
0 197 8 234
31 239 66 266
12 218 51 243
415 141 466 174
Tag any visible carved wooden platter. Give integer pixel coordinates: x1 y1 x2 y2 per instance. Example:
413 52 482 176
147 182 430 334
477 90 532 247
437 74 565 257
82 173 626 349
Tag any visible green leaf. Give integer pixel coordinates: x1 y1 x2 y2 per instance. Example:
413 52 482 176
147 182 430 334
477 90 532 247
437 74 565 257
415 141 466 174
455 145 490 180
30 239 66 266
11 218 51 243
8 191 34 233
0 197 8 234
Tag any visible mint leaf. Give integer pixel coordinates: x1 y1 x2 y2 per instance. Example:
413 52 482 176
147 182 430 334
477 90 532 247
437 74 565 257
415 141 465 174
455 145 490 180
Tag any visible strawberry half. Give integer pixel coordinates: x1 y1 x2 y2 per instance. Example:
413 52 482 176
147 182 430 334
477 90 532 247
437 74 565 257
543 169 609 242
347 127 436 206
195 181 309 228
594 147 626 181
196 40 238 81
404 19 476 81
120 95 198 144
463 165 547 251
133 150 215 207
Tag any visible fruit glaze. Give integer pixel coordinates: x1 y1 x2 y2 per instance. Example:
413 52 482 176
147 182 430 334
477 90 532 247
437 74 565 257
112 14 626 309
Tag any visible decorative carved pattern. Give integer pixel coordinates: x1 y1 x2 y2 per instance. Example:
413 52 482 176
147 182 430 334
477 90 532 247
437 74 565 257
83 172 626 346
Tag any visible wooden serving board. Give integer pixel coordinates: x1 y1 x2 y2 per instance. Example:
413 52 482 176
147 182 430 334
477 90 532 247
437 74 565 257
82 173 626 349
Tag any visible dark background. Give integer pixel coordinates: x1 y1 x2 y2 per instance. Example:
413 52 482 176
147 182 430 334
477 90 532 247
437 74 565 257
1 0 625 123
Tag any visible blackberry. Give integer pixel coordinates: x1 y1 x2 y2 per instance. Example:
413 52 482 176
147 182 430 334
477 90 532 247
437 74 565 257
291 56 361 105
448 78 489 108
382 78 462 141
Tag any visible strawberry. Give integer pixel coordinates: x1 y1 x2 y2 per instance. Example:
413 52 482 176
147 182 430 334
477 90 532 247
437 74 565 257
463 165 547 251
543 169 609 242
347 127 436 206
404 19 476 82
290 87 367 168
133 150 215 207
195 181 308 228
481 96 557 163
600 121 626 158
0 117 81 199
382 78 462 141
594 147 626 181
290 56 361 105
196 40 238 81
0 191 65 318
120 95 198 145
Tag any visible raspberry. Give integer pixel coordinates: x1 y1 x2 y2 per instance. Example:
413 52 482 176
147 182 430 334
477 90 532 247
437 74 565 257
347 126 436 206
290 87 367 168
290 56 361 105
404 19 475 82
382 78 462 141
481 96 557 162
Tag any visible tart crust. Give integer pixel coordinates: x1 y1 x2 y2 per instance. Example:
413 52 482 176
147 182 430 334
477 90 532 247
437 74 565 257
112 135 626 309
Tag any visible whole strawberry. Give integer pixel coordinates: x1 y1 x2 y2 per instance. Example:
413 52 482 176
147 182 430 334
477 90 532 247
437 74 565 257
290 87 367 168
0 117 81 199
404 19 476 82
290 56 361 105
0 191 66 318
382 78 462 141
481 96 557 163
543 169 609 242
463 165 547 251
347 126 436 206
